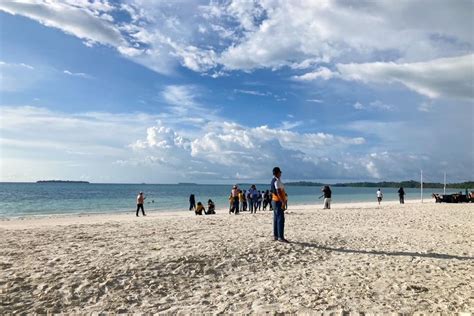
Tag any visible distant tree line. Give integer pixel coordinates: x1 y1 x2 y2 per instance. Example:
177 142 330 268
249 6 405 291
286 180 474 189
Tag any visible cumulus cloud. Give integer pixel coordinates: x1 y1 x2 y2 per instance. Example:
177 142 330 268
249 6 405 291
1 104 472 182
130 119 366 180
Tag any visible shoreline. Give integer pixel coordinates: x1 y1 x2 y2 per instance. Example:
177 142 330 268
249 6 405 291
0 198 431 225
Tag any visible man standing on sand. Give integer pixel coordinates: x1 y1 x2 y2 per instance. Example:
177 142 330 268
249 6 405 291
271 167 289 243
322 185 332 209
231 185 240 214
376 188 383 205
398 187 405 204
136 192 146 216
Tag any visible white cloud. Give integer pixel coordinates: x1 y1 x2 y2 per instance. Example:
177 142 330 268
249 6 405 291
1 104 472 182
336 54 474 101
63 70 92 79
353 102 364 110
233 89 269 97
293 67 335 81
130 119 366 180
2 0 472 85
281 121 303 130
297 54 474 101
306 99 323 103
353 100 393 111
216 1 473 70
0 1 126 47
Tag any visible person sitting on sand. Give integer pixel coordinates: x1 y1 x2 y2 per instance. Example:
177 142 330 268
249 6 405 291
136 192 146 217
206 199 216 215
195 202 205 215
377 189 383 205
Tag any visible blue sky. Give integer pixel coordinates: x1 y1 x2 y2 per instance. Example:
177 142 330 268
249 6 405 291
0 0 473 184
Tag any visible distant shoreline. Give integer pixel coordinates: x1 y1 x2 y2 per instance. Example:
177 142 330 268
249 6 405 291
36 180 90 184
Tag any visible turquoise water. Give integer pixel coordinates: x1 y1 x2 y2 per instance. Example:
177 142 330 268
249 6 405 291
0 182 450 218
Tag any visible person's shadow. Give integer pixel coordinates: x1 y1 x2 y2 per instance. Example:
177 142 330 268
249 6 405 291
290 241 474 261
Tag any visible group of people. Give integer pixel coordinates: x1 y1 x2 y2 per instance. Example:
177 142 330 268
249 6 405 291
228 185 274 214
135 175 408 246
376 187 406 205
188 194 216 215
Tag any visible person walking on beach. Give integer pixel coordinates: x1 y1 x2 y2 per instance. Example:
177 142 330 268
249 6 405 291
398 187 405 204
376 188 383 205
231 185 240 214
189 194 196 211
249 185 259 213
263 190 271 210
322 185 332 209
271 167 288 242
136 192 146 216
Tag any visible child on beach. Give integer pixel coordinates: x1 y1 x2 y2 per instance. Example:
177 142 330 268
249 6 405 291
195 202 205 215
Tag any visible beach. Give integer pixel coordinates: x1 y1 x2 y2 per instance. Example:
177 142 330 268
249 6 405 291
1 200 473 314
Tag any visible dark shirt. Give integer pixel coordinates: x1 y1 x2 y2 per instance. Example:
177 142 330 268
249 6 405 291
398 188 405 196
323 187 332 198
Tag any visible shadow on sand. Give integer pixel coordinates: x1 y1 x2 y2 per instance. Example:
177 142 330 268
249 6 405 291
291 241 474 261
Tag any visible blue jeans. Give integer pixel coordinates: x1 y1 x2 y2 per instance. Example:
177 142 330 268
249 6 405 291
272 201 285 239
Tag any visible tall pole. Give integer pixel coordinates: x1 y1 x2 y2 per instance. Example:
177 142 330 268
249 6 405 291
421 169 423 203
444 172 446 195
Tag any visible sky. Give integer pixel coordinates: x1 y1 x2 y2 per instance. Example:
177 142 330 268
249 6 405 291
0 0 473 184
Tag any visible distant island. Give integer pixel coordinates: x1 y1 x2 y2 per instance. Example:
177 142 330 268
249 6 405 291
286 180 473 189
177 182 198 185
36 180 90 184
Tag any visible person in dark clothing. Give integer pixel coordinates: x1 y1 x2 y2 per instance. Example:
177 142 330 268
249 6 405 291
206 199 216 214
271 167 288 243
263 190 270 210
189 194 196 211
322 185 332 209
136 192 146 216
398 187 405 204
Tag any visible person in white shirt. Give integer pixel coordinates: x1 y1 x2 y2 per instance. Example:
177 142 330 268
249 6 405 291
136 192 146 216
376 189 383 205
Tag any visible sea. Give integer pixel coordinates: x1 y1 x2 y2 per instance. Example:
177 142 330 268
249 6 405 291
0 182 452 218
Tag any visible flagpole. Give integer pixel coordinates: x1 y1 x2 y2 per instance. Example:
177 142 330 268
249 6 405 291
421 169 423 203
443 172 446 195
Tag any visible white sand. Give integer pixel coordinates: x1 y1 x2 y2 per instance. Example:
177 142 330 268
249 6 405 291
1 201 473 313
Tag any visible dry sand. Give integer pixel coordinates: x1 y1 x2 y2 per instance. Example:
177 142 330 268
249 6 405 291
1 201 473 314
